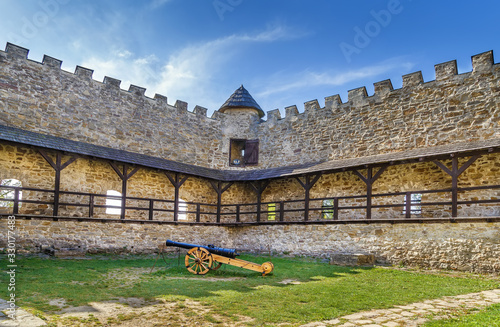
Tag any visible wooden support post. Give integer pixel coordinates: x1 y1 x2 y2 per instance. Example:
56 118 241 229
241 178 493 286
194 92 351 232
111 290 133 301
295 174 322 221
110 162 139 220
405 192 412 219
279 201 285 222
353 165 388 220
196 204 201 223
333 197 339 220
39 150 78 217
148 199 154 220
209 181 233 223
13 188 20 215
236 204 240 222
433 155 480 218
249 181 270 222
88 194 95 218
165 172 189 221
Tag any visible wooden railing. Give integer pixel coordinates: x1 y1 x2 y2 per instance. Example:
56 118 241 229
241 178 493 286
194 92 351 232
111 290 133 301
1 184 499 224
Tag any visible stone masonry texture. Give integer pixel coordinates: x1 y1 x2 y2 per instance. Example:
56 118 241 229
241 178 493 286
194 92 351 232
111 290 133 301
0 43 499 273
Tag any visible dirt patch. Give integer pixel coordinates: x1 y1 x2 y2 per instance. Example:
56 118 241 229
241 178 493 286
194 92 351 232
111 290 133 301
46 297 253 327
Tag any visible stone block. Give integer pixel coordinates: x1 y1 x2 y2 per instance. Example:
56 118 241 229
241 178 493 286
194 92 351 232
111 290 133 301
330 253 375 266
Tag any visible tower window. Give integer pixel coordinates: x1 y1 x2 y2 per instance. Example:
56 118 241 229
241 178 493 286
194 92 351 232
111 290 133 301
229 139 259 166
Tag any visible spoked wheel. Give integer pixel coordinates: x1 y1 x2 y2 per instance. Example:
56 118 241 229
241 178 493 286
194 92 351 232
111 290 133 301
185 247 213 275
210 261 222 271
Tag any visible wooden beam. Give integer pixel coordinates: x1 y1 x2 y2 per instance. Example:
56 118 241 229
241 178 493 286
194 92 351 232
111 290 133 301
38 150 78 217
353 165 388 219
295 173 322 221
210 181 233 223
249 181 271 222
165 172 189 222
109 163 140 219
434 155 481 217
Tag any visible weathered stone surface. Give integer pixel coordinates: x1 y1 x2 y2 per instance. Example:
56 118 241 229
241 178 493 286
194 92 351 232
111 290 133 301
330 253 375 266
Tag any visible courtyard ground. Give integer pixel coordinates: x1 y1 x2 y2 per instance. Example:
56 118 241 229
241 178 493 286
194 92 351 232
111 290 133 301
0 254 499 326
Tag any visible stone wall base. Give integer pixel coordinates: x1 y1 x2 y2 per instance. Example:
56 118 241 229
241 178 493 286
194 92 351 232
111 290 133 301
1 217 499 274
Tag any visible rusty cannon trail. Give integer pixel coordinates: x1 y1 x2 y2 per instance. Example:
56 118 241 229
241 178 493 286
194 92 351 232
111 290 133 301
165 240 274 276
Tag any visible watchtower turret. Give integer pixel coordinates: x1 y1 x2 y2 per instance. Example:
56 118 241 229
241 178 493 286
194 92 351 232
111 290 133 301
218 85 265 118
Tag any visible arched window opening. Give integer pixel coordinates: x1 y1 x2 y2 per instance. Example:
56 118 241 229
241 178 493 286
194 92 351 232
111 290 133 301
106 190 122 215
0 179 22 208
178 199 187 220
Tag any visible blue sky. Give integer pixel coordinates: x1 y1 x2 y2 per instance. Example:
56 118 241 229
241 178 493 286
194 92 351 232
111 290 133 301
1 0 499 118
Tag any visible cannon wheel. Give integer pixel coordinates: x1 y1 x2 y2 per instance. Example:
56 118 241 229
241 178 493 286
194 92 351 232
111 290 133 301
210 261 222 271
185 247 213 275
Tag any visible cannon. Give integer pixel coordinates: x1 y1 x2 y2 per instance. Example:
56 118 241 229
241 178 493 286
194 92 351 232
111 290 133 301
165 239 274 276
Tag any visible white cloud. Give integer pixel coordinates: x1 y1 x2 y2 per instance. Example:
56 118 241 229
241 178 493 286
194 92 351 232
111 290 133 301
149 0 174 9
80 24 301 111
256 59 415 98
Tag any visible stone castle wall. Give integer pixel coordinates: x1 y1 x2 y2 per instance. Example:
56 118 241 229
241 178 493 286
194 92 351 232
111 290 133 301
1 43 499 170
1 218 499 273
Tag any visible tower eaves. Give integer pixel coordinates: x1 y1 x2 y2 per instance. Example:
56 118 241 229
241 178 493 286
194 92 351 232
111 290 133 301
219 85 265 118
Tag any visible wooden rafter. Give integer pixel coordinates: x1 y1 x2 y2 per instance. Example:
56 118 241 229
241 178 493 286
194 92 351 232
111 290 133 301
433 155 481 217
165 172 189 221
38 149 78 216
294 173 322 221
353 165 388 219
249 180 271 222
109 162 140 219
210 180 234 223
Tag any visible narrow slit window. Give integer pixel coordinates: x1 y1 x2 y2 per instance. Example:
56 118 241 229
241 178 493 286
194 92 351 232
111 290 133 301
106 190 122 215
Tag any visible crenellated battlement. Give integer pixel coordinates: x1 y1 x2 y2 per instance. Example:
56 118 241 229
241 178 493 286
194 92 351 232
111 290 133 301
1 42 219 120
256 49 497 126
1 42 498 171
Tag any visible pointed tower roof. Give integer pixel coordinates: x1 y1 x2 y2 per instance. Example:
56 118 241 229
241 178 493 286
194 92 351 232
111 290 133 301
219 85 265 118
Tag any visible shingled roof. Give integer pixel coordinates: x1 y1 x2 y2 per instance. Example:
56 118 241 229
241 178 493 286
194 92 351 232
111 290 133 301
1 124 499 182
219 85 265 118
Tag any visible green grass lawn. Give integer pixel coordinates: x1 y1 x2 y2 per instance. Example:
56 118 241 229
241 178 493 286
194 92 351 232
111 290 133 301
1 253 499 326
424 303 500 326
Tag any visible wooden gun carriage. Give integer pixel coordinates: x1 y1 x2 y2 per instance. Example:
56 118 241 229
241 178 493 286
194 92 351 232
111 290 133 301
165 240 274 276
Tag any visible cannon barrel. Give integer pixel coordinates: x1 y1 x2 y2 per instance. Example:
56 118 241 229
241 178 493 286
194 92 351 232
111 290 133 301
165 239 239 258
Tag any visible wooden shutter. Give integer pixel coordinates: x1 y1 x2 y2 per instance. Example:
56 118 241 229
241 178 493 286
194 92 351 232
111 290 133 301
244 139 259 165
